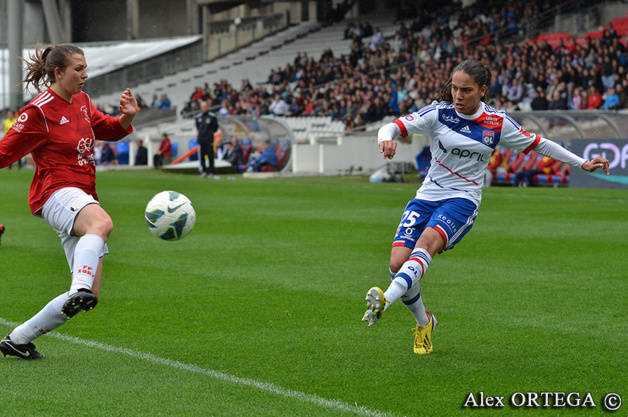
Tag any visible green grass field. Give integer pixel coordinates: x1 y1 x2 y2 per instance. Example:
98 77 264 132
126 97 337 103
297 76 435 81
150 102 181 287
0 168 626 417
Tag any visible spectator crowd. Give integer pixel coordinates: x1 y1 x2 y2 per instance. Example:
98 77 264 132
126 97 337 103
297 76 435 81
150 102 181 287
5 0 621 176
161 0 628 130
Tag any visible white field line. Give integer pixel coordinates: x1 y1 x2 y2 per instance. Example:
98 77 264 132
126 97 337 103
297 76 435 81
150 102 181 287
0 318 395 417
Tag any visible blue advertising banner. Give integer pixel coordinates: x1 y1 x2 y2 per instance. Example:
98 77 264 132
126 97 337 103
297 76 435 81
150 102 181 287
570 139 628 189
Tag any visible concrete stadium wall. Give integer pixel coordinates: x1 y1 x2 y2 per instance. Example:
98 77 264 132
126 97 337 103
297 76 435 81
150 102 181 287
72 0 189 42
72 0 128 42
292 134 428 175
137 0 190 39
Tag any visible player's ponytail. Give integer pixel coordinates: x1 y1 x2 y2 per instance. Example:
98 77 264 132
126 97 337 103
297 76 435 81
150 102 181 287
437 59 492 103
438 78 454 103
20 43 85 93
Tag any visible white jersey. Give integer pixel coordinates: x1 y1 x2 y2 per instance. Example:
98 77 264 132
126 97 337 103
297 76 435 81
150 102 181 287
394 101 540 207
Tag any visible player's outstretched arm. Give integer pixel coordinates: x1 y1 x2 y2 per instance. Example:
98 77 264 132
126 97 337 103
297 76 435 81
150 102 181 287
118 88 138 130
534 138 610 176
581 156 610 175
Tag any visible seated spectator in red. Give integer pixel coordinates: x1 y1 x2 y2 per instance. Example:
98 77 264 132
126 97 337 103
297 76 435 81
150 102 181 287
304 99 315 116
513 152 559 187
579 89 590 109
344 114 356 130
587 86 603 109
484 148 508 187
191 87 204 101
153 133 172 169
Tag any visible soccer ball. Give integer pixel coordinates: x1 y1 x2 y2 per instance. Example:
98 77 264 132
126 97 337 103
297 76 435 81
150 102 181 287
145 191 196 240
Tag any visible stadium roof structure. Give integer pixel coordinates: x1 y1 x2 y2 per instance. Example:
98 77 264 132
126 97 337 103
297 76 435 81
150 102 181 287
0 35 201 109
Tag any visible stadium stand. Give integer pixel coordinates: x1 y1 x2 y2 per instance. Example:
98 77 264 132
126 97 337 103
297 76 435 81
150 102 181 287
79 0 628 180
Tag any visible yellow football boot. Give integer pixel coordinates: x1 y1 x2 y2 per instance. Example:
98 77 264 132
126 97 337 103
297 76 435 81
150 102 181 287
412 314 438 354
361 287 388 327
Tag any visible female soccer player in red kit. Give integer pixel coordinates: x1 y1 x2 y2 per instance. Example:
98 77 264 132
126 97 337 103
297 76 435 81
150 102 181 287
0 44 138 359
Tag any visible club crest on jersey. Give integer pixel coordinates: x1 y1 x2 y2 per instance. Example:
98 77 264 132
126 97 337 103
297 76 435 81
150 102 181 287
81 105 90 122
482 130 495 145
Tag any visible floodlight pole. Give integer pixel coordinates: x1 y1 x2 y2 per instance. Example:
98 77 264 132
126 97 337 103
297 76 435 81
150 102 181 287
41 0 66 44
7 0 23 110
126 0 139 40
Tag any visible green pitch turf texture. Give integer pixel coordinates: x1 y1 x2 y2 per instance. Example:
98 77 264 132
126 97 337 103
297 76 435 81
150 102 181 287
0 168 626 417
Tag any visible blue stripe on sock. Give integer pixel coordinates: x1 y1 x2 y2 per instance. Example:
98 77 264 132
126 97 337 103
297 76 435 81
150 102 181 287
402 291 421 306
395 273 412 289
411 250 431 265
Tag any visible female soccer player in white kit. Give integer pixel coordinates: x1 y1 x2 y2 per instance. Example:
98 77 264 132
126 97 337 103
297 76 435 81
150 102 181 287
362 59 610 354
0 44 138 359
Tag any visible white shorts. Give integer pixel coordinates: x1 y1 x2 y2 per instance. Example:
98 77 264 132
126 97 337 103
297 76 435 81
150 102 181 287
41 187 109 271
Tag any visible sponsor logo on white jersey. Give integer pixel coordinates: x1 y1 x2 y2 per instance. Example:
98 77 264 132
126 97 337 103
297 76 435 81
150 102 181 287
442 114 460 124
460 125 471 133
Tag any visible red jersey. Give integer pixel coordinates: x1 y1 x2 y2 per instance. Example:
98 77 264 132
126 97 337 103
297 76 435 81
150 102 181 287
0 88 133 215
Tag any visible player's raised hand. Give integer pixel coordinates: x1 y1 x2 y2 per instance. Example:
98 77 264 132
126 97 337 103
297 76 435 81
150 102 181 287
379 140 397 160
118 88 138 117
582 155 610 175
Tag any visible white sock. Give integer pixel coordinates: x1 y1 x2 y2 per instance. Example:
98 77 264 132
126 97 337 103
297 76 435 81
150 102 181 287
384 248 432 308
383 281 406 311
69 234 104 295
9 293 69 344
